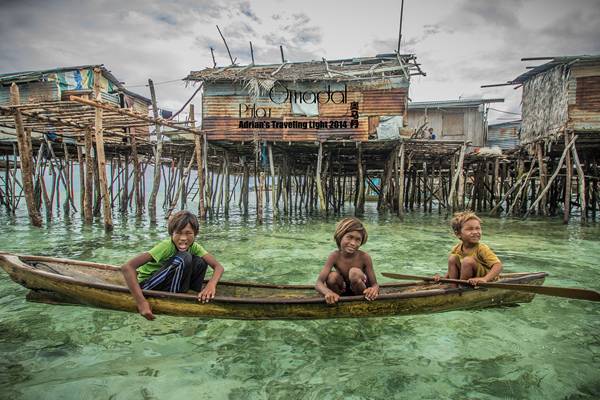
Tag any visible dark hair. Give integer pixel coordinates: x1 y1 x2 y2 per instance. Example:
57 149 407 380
334 217 368 249
168 210 199 235
450 211 481 234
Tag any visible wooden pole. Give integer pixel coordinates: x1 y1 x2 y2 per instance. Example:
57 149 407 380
571 145 586 223
564 133 573 224
10 83 42 226
166 154 196 219
448 144 465 213
268 143 278 216
216 25 235 65
84 128 94 223
76 144 85 214
356 144 365 215
224 152 231 216
93 68 112 230
147 78 163 223
397 143 405 217
190 104 206 220
525 135 577 218
316 142 326 212
130 133 142 216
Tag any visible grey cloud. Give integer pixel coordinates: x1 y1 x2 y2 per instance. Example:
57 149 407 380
238 1 261 23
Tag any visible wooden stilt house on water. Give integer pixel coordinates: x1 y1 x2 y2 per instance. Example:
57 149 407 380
483 54 600 221
406 98 504 146
0 65 169 228
184 53 474 219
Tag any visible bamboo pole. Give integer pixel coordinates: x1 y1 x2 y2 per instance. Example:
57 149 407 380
147 78 163 223
165 154 196 219
190 104 205 219
84 128 94 223
448 144 465 213
356 144 365 215
10 84 42 226
316 142 325 212
397 143 405 216
525 135 577 218
508 160 537 216
564 133 573 224
93 68 112 230
130 132 142 216
268 143 278 216
571 144 586 223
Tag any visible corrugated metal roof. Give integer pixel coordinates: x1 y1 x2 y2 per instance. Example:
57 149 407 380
513 55 600 84
0 65 151 104
408 98 504 109
487 120 520 150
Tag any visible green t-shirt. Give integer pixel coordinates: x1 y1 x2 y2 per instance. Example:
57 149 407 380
137 238 208 282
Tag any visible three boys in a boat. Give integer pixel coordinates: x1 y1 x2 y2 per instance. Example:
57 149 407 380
122 209 501 319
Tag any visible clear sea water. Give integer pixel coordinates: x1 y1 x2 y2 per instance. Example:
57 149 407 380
0 202 599 399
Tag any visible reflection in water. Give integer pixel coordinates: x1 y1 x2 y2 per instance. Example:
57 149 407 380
0 205 599 399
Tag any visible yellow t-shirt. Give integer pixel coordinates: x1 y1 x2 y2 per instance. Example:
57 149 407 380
450 242 500 277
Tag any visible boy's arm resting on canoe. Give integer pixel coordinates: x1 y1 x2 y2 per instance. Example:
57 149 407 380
121 252 155 321
468 261 503 286
198 253 224 303
315 252 340 304
362 252 379 301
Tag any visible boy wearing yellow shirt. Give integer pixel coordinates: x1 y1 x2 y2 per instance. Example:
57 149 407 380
435 211 502 286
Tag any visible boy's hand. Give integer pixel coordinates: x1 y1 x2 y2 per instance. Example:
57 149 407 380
433 273 441 282
198 283 216 303
137 300 155 321
468 277 487 286
363 286 379 301
324 291 340 304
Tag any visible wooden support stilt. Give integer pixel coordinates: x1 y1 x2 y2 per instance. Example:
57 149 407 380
564 133 573 224
316 142 326 213
268 143 278 216
224 152 230 216
119 153 129 213
165 153 196 219
507 159 537 216
191 104 205 219
76 145 85 214
10 83 42 226
356 144 365 215
147 78 163 223
93 68 112 230
397 143 405 217
130 133 142 216
571 144 586 223
525 135 577 218
448 144 466 213
84 128 94 223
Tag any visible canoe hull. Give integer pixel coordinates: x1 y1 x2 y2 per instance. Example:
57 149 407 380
0 254 546 320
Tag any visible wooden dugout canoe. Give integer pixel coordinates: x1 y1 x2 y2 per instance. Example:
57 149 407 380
0 253 547 320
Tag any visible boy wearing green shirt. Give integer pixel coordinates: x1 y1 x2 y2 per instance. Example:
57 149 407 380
121 210 225 320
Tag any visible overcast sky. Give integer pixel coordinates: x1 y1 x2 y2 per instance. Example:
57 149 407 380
2 0 599 123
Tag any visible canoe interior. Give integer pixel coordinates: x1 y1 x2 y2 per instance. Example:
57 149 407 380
11 254 543 300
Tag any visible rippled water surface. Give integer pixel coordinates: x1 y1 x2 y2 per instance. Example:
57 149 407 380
1 205 599 399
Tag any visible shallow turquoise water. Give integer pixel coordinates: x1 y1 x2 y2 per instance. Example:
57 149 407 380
0 205 599 399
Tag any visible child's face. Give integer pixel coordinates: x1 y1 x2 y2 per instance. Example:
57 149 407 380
339 230 363 254
172 223 197 252
456 218 481 245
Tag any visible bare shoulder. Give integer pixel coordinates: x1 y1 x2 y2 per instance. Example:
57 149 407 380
358 250 372 262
